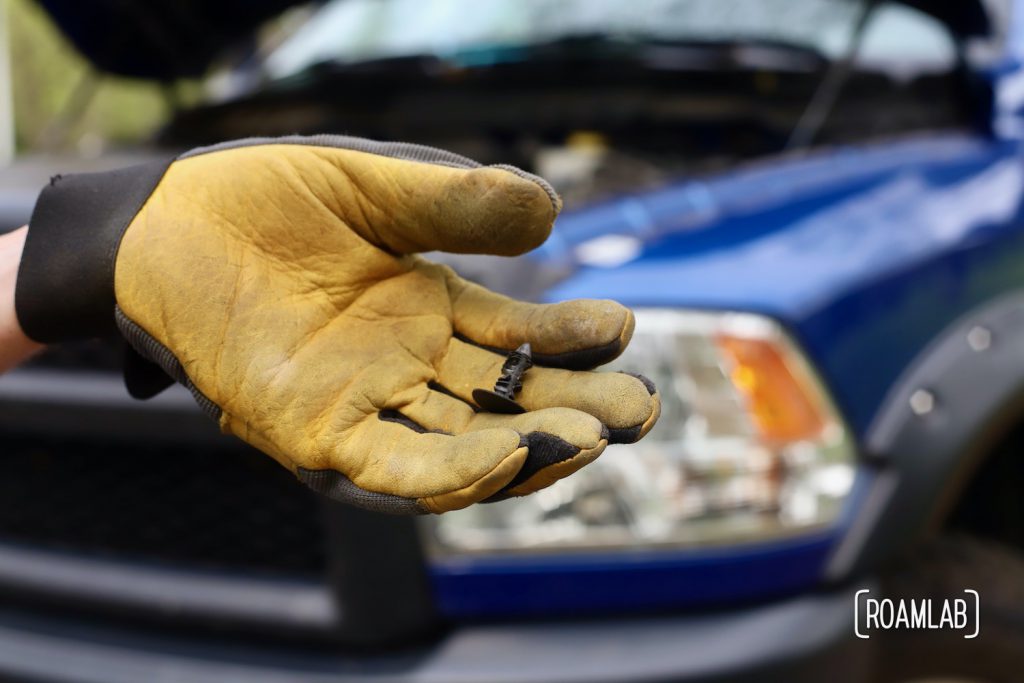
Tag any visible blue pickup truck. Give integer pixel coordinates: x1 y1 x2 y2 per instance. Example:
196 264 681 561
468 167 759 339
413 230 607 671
0 0 1022 680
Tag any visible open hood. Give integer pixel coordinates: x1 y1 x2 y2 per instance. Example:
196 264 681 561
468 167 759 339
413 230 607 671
37 0 990 81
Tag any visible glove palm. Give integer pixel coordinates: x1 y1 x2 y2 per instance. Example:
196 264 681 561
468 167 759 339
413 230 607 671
21 137 661 513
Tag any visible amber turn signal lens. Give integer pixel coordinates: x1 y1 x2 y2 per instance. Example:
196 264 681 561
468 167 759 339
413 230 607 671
716 335 827 443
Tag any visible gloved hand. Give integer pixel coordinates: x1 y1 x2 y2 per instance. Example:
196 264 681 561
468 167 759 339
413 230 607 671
16 136 660 513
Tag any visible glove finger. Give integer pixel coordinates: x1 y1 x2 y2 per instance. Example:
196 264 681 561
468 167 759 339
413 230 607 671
394 384 608 496
307 145 561 256
436 339 661 443
467 408 608 498
396 385 608 499
298 417 526 514
444 268 635 369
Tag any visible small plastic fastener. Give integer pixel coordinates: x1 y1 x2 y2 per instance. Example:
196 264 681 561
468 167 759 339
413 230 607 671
473 343 533 414
909 389 935 416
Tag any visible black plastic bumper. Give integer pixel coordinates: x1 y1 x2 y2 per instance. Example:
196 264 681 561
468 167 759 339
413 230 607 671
0 586 872 683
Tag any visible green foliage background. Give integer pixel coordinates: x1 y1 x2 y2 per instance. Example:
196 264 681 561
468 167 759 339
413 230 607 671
7 0 170 153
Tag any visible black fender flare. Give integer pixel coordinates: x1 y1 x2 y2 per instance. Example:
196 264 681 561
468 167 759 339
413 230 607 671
826 292 1024 580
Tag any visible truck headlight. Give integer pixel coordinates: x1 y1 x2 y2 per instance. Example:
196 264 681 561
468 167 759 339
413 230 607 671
421 309 855 556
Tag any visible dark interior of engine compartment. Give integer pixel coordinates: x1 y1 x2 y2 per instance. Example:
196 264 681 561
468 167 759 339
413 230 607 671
161 47 978 206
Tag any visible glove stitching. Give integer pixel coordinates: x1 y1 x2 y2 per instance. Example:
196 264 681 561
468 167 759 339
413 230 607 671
114 306 222 422
179 135 485 170
295 468 426 515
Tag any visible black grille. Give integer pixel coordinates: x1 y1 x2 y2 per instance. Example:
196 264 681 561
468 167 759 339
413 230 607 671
0 433 329 578
1 340 438 644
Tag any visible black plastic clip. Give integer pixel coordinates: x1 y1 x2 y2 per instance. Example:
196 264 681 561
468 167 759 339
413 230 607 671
472 343 533 414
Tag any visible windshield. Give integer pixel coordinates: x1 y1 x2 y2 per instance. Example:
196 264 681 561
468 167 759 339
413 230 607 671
266 0 956 79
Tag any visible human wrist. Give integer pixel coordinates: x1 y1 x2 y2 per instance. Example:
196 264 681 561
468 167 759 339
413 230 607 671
0 226 43 371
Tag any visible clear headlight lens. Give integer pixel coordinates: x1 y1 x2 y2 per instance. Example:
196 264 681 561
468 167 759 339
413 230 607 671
421 309 855 557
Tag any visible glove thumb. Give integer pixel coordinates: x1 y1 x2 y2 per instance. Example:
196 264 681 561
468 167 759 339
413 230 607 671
311 145 562 256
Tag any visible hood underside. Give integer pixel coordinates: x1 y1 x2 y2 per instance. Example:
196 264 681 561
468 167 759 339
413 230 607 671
36 0 307 80
38 0 990 81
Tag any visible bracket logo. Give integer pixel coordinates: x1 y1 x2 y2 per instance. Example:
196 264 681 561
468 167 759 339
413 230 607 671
854 589 979 639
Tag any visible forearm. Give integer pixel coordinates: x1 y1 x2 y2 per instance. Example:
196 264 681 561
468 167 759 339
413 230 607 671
0 227 43 372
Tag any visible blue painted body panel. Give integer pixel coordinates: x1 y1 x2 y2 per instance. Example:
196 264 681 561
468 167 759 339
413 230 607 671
431 2 1024 619
431 534 834 618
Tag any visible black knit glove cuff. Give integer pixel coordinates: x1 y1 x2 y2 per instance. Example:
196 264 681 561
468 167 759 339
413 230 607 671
14 159 172 343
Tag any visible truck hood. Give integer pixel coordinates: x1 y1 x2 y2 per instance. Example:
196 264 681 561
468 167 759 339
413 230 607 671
542 134 1020 319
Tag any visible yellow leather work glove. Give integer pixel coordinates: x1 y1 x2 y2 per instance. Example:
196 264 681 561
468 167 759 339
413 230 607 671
15 136 660 513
